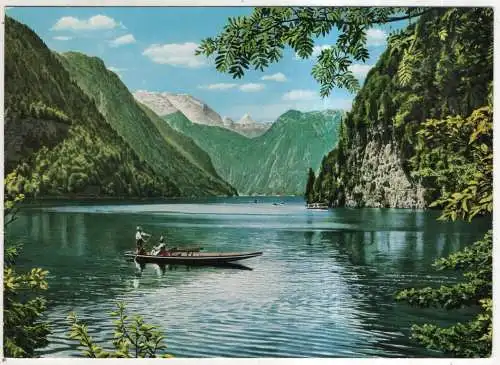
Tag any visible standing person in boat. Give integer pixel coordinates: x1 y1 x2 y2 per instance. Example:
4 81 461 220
135 226 151 253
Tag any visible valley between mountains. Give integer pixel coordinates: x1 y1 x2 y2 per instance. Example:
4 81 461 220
4 16 343 199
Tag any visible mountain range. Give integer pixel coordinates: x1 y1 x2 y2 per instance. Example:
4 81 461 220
158 109 344 195
134 90 272 138
5 15 344 198
134 91 344 195
4 16 235 198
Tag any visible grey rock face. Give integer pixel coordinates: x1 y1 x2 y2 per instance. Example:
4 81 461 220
340 124 426 209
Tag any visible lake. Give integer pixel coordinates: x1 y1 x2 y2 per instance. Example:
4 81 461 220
5 196 491 357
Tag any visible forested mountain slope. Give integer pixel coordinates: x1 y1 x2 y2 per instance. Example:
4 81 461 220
311 8 493 208
4 16 235 198
165 109 344 195
58 52 236 197
4 17 177 197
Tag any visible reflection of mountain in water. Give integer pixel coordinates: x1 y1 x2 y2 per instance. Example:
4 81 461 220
5 200 491 357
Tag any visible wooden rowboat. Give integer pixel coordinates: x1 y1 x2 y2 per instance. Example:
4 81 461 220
125 251 263 266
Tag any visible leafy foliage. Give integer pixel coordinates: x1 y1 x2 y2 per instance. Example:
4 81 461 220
3 194 50 357
67 302 172 358
197 7 428 96
396 230 492 357
411 107 492 221
395 107 492 357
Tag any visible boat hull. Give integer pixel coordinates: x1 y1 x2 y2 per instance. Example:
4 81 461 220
125 251 263 266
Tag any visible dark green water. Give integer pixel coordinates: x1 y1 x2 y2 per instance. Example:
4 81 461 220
6 197 490 357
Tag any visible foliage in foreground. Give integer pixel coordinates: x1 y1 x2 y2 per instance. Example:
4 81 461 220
197 7 428 97
67 302 172 358
411 106 493 221
3 194 50 357
396 106 493 357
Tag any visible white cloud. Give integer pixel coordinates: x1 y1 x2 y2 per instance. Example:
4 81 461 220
239 83 265 92
52 15 120 31
295 45 332 60
143 42 206 68
109 34 136 47
261 72 287 82
107 66 127 73
312 45 332 57
282 89 318 101
53 36 72 41
198 83 265 92
198 83 237 90
349 63 374 79
366 28 387 46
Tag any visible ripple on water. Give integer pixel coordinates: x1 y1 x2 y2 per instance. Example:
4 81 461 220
10 198 489 358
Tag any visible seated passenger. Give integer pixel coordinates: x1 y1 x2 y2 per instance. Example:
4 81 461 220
158 244 168 256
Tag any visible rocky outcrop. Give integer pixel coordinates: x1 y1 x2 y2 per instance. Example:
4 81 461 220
230 114 272 138
165 93 225 127
341 126 426 209
238 113 255 125
132 90 179 116
133 91 225 127
222 116 235 127
134 91 273 138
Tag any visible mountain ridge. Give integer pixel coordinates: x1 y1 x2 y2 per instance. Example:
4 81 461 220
133 91 272 138
163 107 345 195
4 16 236 198
58 51 237 197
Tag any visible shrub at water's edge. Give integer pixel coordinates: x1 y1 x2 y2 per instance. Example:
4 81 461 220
67 302 172 358
3 194 50 357
396 106 492 357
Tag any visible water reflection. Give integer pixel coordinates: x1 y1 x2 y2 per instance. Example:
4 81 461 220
5 199 491 358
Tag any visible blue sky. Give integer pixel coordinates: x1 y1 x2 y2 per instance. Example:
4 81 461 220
7 7 409 122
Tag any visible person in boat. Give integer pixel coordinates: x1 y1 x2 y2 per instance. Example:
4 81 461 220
151 235 168 255
157 243 169 257
135 226 151 253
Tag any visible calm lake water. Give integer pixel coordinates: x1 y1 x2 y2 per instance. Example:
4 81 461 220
6 196 491 358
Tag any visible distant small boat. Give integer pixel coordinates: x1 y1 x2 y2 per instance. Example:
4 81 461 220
306 203 329 210
125 251 263 266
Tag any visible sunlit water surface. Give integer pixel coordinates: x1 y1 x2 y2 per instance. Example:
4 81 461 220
7 197 490 357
